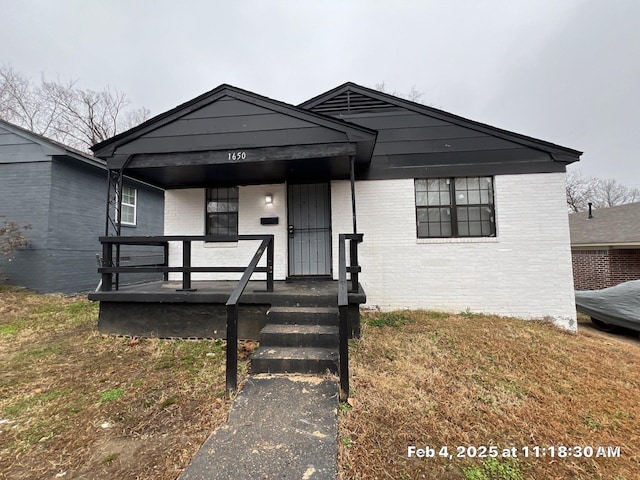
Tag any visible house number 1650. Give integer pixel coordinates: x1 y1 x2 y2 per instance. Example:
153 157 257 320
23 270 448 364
228 151 247 161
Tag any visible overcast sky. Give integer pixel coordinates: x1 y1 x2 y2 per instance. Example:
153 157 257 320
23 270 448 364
2 0 639 187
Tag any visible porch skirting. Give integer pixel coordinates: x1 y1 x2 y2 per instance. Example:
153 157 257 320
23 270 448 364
89 280 364 340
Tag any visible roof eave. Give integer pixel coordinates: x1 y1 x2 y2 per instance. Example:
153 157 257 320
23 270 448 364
0 118 104 165
571 242 640 249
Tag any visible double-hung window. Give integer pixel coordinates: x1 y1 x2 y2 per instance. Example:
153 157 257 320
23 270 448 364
120 186 137 226
206 187 239 237
415 177 495 238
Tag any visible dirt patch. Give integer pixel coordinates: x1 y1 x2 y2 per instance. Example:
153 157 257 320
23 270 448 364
577 312 640 346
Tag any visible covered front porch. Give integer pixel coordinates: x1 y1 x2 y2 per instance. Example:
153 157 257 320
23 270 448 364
89 84 377 396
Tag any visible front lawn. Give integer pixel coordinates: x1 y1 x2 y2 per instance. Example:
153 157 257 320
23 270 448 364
0 286 250 479
339 310 639 479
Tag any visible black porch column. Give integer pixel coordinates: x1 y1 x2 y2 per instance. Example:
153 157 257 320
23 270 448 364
350 155 357 234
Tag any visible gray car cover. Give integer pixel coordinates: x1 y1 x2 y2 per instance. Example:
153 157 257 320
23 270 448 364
575 279 640 332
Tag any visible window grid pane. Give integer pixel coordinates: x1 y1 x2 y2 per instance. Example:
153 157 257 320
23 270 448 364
416 177 494 238
206 187 239 237
454 177 494 237
120 186 136 225
122 186 136 206
121 205 135 224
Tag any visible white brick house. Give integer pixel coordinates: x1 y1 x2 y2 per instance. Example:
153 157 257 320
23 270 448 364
92 82 581 332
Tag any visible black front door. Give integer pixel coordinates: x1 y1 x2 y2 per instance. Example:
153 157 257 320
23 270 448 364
287 183 332 276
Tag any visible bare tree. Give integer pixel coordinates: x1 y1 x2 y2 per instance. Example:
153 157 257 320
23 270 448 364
375 82 425 104
592 178 640 208
405 85 424 103
565 168 639 212
0 64 149 151
565 169 597 213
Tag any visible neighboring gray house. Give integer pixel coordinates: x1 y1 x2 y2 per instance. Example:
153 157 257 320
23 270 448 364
0 119 164 293
570 202 640 290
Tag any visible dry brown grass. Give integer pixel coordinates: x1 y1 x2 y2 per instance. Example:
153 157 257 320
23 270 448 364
339 310 639 480
0 285 252 480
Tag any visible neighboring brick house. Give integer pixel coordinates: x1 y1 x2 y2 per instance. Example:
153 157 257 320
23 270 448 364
0 119 164 293
90 82 582 331
569 202 640 290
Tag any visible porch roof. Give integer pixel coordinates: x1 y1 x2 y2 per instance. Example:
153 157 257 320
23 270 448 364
91 84 377 188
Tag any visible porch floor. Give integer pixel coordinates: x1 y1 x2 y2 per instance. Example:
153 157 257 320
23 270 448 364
89 279 365 305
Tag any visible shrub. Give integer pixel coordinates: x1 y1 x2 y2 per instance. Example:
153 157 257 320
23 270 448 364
0 215 31 259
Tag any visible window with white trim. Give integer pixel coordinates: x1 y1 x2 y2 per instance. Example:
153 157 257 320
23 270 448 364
206 187 239 237
120 186 137 226
415 177 495 238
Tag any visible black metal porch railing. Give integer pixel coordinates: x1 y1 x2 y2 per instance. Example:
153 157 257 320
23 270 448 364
337 233 363 402
97 234 275 395
98 235 274 292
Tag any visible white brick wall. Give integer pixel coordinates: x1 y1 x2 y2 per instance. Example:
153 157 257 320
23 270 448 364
331 173 577 331
164 173 577 331
164 184 287 281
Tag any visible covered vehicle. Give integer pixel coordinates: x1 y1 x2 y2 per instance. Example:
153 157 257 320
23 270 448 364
575 279 640 333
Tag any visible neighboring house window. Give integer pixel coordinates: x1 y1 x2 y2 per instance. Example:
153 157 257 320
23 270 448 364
415 177 495 238
120 186 137 226
206 187 239 236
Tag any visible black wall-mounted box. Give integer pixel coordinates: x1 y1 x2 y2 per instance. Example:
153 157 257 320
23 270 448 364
260 217 279 225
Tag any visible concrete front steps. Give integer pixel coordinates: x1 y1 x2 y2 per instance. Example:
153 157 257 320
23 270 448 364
251 306 339 374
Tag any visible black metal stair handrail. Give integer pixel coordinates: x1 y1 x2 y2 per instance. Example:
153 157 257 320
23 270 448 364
225 236 273 395
338 233 363 402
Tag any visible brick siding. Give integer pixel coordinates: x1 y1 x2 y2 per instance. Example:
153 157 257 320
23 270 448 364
572 248 640 290
330 172 577 331
164 172 577 330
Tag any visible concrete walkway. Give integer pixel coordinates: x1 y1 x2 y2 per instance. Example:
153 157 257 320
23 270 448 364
179 375 339 480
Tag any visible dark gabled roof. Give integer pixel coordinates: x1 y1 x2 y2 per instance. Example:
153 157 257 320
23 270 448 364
569 202 640 246
300 82 582 163
92 83 377 158
0 118 106 168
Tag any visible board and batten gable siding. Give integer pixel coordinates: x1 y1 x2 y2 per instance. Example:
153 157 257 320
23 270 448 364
330 172 577 331
0 161 53 292
164 184 288 281
116 96 349 156
307 99 566 179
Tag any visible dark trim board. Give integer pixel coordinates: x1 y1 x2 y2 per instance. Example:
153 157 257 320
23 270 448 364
359 156 568 180
123 143 358 169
